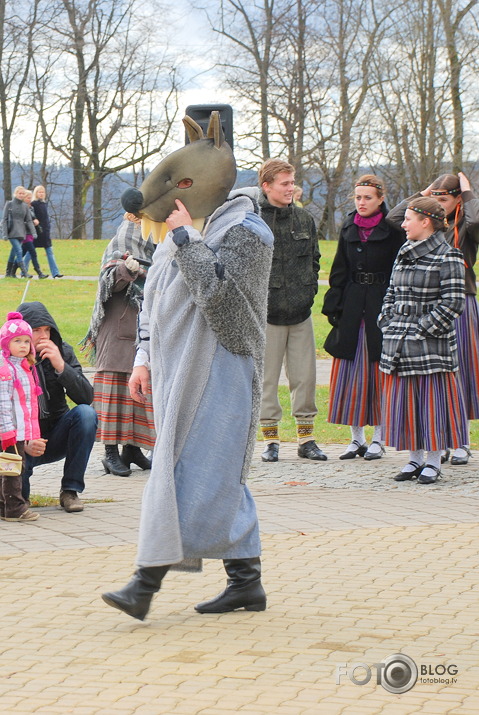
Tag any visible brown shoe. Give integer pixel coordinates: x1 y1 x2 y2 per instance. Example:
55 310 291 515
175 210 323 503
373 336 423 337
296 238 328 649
3 509 40 522
60 490 84 513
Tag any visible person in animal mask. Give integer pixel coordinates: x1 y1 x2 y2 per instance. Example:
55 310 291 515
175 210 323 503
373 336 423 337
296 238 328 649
102 112 274 621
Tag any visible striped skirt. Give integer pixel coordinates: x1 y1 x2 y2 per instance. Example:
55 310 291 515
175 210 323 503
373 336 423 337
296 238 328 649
93 371 156 448
381 372 468 451
455 294 479 420
328 321 382 427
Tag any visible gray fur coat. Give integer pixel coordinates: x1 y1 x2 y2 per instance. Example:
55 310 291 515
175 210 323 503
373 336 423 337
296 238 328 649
135 194 274 569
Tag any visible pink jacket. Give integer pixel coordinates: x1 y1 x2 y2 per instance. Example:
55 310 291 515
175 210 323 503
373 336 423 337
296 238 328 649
0 357 41 445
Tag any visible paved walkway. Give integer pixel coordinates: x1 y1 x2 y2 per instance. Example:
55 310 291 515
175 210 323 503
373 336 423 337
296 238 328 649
1 440 478 714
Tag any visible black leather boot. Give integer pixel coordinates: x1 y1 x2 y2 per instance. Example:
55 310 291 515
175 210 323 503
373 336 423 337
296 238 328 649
102 445 131 476
4 261 14 277
195 558 266 613
121 444 152 470
32 255 49 279
19 261 33 278
102 566 170 620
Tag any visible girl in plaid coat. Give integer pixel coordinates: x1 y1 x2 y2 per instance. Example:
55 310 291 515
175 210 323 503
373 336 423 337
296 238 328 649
378 197 467 484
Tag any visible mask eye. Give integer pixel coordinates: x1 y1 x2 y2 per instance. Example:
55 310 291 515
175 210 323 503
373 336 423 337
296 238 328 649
176 178 193 189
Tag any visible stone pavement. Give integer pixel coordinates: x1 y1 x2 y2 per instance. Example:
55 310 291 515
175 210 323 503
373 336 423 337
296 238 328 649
1 441 479 714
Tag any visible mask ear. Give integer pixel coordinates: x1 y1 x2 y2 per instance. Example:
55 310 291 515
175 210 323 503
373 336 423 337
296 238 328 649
206 111 226 148
183 116 204 143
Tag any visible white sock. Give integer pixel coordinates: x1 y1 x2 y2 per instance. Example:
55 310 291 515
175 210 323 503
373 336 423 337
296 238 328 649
402 450 424 473
453 446 470 459
366 426 383 454
349 426 365 450
421 450 441 477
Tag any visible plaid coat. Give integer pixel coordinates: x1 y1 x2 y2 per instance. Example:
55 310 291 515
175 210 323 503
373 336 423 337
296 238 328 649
378 232 465 376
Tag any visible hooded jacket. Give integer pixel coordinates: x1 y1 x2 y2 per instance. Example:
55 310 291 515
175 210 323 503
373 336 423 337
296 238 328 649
16 302 93 431
259 194 320 325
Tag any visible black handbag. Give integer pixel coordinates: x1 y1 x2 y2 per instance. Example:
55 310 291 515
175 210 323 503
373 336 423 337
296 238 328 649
6 204 13 234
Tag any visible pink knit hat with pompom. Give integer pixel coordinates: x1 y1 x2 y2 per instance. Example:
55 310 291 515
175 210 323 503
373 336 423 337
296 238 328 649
0 312 34 358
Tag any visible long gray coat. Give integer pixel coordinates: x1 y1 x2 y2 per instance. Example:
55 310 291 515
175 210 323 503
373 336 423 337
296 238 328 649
378 232 465 376
135 194 273 569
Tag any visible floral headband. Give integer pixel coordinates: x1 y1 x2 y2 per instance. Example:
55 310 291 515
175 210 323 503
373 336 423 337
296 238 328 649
355 181 383 190
407 204 445 221
431 187 461 196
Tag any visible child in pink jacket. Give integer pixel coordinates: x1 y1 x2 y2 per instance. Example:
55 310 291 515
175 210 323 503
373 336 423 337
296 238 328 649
0 312 43 522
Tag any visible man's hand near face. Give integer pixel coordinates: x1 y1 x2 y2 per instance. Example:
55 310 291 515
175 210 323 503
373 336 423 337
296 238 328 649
32 325 65 373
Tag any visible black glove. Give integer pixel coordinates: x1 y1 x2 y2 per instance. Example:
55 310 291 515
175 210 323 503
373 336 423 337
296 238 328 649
172 226 190 247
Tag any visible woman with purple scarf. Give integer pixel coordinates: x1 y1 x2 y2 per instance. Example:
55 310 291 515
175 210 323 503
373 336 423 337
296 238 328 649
322 175 404 460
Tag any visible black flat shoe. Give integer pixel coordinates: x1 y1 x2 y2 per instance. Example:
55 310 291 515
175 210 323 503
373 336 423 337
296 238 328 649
441 449 450 464
418 464 441 484
393 461 424 481
261 443 279 462
339 440 367 460
450 447 472 466
297 440 327 461
364 441 386 461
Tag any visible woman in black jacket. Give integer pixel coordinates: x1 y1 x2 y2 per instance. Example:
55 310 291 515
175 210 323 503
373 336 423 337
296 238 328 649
322 175 404 460
30 185 63 278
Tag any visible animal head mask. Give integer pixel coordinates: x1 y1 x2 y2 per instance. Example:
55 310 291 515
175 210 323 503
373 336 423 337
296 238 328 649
121 111 237 242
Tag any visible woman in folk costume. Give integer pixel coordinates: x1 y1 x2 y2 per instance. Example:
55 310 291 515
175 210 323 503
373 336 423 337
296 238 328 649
379 197 467 484
387 172 479 465
322 175 404 460
82 216 156 476
102 112 274 620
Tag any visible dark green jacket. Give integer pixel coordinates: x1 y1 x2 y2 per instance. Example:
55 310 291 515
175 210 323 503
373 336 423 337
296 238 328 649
260 194 320 325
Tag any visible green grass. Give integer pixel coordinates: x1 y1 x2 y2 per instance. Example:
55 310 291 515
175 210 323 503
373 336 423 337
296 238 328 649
29 494 114 507
318 239 336 279
2 238 478 447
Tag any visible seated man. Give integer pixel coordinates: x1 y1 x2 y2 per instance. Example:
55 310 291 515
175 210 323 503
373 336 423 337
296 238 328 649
18 301 98 512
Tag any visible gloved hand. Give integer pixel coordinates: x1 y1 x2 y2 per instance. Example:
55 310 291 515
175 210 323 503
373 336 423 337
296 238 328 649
125 255 140 273
328 314 341 327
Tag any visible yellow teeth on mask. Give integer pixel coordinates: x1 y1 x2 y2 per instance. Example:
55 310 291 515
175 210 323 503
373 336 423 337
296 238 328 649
141 217 169 243
141 216 206 243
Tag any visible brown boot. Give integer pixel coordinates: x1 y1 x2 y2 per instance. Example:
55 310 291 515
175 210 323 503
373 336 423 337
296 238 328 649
59 490 84 512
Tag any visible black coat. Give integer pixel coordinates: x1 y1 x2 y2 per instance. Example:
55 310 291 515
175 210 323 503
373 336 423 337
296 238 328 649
322 210 404 361
31 199 51 248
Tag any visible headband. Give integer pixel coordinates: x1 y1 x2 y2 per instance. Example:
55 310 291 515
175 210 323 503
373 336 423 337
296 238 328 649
407 204 444 221
431 187 461 196
355 181 383 190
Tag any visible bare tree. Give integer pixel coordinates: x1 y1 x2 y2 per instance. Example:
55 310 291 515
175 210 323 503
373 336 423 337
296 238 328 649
201 0 295 163
0 0 40 199
435 0 478 171
30 0 180 238
365 0 450 197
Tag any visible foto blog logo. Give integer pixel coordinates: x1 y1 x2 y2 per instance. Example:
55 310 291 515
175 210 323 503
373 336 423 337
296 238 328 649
336 653 459 694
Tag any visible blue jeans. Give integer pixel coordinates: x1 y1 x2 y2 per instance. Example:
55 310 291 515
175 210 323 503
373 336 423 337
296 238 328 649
24 245 61 276
22 404 98 500
8 238 24 264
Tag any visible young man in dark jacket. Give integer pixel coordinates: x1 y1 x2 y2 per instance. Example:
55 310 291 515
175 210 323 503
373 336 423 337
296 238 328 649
258 159 327 462
17 301 98 512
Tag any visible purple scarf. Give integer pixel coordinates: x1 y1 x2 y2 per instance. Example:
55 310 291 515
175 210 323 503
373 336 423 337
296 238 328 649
354 210 383 242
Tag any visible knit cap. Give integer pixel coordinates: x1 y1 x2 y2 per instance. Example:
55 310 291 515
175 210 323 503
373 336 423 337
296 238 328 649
0 312 34 358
